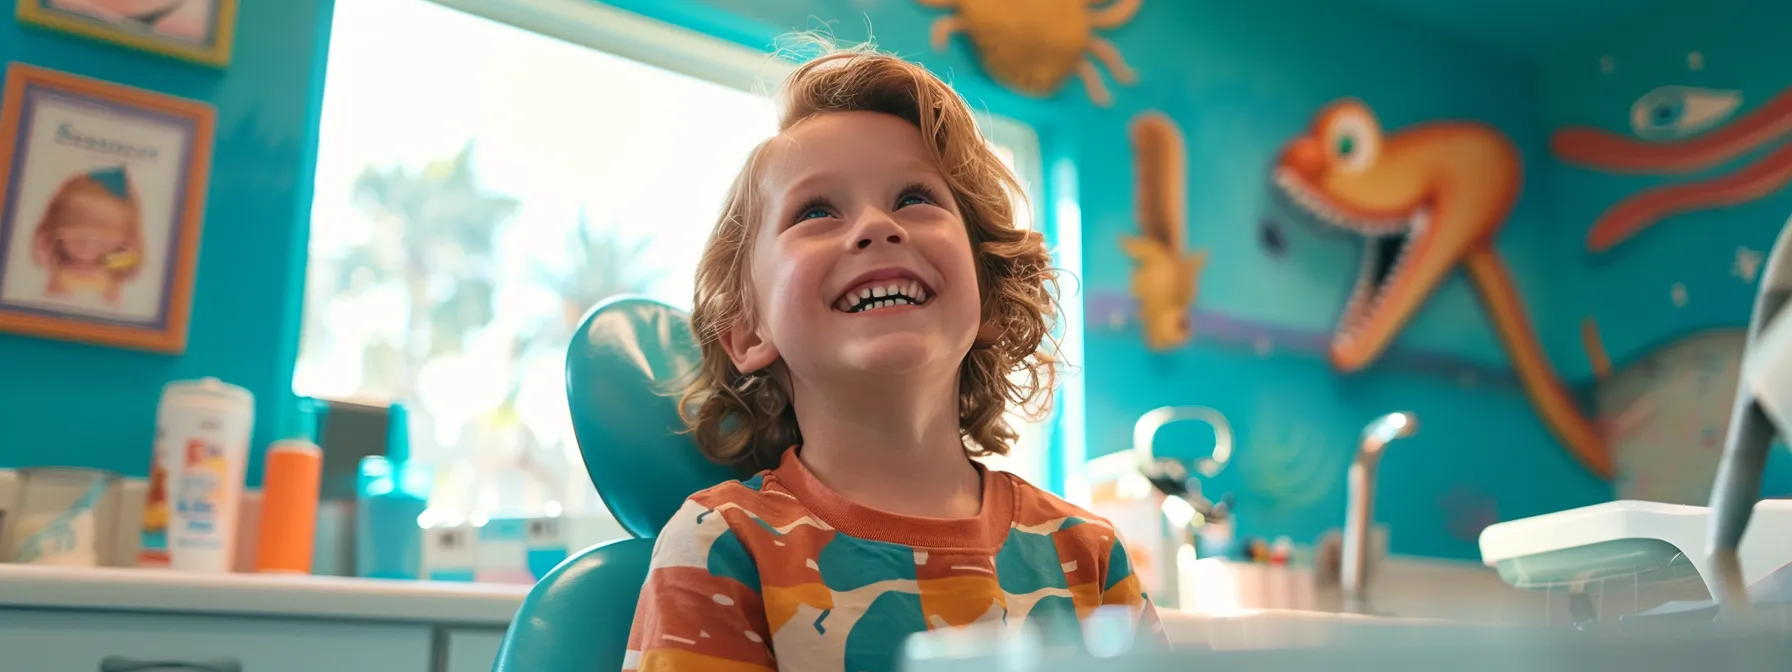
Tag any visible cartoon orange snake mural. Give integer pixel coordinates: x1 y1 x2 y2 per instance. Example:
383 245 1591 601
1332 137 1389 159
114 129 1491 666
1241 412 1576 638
1272 100 1611 478
919 0 1141 107
1554 85 1792 252
1122 111 1206 351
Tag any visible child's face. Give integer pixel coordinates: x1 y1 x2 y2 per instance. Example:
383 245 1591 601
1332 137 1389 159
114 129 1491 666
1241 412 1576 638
731 111 983 382
55 190 131 264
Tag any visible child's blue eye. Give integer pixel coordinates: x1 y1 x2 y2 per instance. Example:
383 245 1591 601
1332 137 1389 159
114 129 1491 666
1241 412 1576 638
792 198 838 224
896 183 943 209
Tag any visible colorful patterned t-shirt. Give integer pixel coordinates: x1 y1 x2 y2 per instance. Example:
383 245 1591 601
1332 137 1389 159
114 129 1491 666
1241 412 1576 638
624 447 1165 671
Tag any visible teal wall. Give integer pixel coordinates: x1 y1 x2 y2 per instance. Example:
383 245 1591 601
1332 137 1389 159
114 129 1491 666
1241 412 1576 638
1540 0 1792 492
1543 0 1789 369
1069 1 1598 560
27 0 1788 562
0 1 336 484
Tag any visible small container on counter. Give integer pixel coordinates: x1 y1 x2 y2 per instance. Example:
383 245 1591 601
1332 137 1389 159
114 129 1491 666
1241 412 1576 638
1269 535 1294 566
356 457 431 579
470 518 538 584
4 467 120 566
421 522 476 582
153 378 255 573
255 399 323 574
0 469 17 559
354 403 431 580
524 516 570 580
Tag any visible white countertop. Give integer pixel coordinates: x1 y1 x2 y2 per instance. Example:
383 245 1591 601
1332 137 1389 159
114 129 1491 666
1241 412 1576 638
0 556 1546 632
0 564 529 626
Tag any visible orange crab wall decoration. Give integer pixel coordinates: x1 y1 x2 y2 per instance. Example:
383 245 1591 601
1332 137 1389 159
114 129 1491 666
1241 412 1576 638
919 0 1142 107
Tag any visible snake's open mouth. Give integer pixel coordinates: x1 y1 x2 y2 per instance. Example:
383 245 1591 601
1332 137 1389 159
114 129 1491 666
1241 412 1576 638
1340 219 1420 341
1273 169 1428 344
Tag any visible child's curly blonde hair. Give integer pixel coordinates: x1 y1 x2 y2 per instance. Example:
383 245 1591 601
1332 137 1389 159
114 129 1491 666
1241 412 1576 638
680 44 1061 470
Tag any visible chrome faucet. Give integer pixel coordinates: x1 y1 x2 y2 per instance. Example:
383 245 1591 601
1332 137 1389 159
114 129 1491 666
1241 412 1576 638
1708 219 1792 623
1342 411 1418 610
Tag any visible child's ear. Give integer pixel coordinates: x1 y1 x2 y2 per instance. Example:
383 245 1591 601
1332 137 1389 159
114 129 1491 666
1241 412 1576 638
975 320 1001 346
720 317 780 376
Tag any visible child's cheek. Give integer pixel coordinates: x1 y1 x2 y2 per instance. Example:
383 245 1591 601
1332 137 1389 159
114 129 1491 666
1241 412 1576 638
760 247 822 330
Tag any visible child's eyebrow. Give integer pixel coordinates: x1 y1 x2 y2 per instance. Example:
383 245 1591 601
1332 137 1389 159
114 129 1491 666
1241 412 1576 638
891 158 943 178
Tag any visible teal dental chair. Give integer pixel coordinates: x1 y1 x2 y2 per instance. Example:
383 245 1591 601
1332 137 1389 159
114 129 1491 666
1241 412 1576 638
492 296 740 671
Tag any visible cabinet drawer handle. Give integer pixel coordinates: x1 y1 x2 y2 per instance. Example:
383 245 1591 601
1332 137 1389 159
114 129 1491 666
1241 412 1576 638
99 656 242 672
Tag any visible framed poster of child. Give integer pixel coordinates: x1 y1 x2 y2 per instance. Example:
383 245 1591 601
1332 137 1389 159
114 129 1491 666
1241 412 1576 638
15 0 237 68
0 63 214 353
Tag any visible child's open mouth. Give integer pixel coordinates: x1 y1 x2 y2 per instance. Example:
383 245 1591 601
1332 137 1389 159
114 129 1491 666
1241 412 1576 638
832 276 933 314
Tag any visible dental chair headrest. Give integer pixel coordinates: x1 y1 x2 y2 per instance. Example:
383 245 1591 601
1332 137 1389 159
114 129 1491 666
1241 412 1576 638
566 296 740 538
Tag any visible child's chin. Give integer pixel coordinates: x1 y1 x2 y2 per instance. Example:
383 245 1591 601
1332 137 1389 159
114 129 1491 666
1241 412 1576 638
838 335 953 374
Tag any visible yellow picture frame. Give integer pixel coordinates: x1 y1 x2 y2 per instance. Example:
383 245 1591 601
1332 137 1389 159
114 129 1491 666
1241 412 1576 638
15 0 238 68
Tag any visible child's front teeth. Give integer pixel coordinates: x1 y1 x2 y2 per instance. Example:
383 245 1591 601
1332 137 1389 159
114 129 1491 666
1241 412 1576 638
837 279 933 313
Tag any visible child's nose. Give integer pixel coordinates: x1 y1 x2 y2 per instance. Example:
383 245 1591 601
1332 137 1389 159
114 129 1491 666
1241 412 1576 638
848 211 906 250
855 233 903 249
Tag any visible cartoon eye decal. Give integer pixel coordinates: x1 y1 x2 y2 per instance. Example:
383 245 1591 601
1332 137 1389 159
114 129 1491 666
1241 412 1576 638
1323 105 1381 174
1630 86 1743 140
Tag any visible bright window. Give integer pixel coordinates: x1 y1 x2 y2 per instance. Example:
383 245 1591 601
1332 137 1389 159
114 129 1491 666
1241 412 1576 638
296 0 1052 521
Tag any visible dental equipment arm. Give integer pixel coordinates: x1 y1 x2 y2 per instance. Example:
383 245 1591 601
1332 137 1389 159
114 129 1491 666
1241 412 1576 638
1709 219 1792 622
1114 406 1234 610
1133 406 1234 481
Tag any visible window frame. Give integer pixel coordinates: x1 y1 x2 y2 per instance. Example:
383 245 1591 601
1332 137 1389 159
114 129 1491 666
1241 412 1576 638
425 0 794 95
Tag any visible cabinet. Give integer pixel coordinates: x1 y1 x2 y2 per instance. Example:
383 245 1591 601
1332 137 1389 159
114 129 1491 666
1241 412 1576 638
444 629 508 672
0 565 528 672
0 609 434 672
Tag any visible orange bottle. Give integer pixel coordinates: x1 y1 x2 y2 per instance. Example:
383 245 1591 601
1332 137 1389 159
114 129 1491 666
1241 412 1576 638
255 400 323 574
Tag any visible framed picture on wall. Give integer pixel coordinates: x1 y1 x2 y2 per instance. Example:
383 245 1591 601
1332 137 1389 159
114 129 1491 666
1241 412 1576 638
0 63 215 353
15 0 238 68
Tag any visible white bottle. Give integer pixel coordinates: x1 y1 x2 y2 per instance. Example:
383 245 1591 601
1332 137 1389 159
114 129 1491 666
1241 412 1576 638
160 378 255 573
